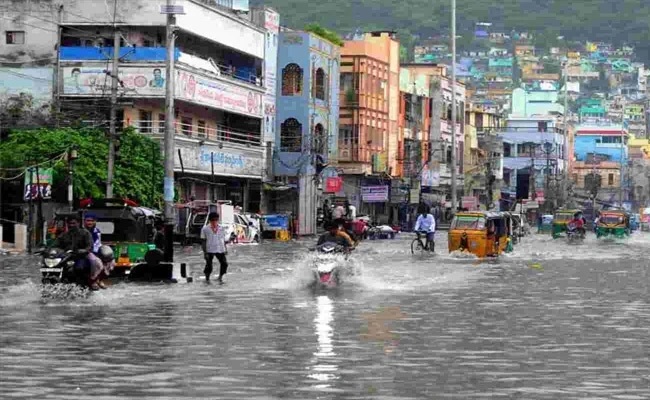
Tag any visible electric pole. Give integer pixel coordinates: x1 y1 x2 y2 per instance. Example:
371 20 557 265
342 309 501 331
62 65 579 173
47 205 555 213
106 28 121 198
163 0 178 261
450 0 458 214
562 60 569 207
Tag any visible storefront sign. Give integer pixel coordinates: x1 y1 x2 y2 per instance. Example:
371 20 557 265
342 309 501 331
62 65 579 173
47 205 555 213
421 164 440 187
175 70 262 117
23 168 53 200
62 66 166 96
462 196 478 210
324 177 342 193
361 185 389 202
175 142 263 178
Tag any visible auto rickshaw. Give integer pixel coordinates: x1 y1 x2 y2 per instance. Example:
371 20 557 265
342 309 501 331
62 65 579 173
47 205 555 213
448 211 509 258
596 210 631 239
79 198 161 276
552 209 582 238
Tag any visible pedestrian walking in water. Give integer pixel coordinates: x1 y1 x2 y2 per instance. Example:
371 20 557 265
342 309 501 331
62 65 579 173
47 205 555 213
201 212 228 283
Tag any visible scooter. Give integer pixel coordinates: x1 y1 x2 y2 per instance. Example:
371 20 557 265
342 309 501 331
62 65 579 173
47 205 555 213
310 242 350 289
566 224 585 244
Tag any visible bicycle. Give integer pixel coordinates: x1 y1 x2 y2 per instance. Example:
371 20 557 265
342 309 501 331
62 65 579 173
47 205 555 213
411 231 434 255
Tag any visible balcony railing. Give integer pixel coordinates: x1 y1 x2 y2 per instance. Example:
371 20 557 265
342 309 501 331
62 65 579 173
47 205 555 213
178 51 263 88
129 120 262 147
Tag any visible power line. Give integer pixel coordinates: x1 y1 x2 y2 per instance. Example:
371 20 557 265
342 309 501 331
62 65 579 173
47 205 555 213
0 15 58 33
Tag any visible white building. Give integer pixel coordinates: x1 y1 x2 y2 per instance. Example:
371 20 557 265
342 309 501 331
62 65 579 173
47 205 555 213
0 0 275 212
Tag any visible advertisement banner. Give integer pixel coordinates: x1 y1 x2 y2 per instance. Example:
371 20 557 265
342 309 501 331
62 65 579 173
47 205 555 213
62 66 166 96
324 177 342 193
421 164 440 187
175 70 262 117
23 168 53 200
462 196 478 210
262 9 279 142
361 185 389 203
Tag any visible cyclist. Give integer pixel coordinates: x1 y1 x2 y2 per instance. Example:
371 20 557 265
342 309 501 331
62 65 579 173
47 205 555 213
414 204 436 252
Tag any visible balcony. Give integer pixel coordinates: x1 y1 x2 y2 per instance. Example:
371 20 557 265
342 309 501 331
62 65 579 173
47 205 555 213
129 119 262 148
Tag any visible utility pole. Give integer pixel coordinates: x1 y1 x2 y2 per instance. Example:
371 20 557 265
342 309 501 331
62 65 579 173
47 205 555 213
106 28 121 198
163 0 178 261
562 60 569 207
450 0 458 214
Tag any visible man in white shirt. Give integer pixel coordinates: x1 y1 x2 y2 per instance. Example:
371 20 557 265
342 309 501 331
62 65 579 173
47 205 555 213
200 212 228 283
414 205 436 252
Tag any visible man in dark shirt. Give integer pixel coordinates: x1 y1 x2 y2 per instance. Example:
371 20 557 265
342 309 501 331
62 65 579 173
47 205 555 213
52 215 93 253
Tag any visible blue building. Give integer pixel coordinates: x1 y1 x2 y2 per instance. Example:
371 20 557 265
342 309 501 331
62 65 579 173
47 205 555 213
499 116 567 205
272 29 341 234
574 124 628 164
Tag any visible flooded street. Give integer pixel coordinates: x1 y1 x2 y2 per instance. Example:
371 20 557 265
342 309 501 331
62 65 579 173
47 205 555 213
1 233 649 399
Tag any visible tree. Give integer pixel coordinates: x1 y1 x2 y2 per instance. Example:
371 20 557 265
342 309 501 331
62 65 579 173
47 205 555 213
304 23 344 46
0 127 164 207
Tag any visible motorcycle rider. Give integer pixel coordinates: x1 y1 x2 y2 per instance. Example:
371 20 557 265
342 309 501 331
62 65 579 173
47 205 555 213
414 203 436 251
567 211 586 237
317 221 352 248
51 214 94 285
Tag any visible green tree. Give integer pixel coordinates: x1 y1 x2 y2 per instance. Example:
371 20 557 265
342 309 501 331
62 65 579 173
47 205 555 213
304 23 344 46
0 127 164 207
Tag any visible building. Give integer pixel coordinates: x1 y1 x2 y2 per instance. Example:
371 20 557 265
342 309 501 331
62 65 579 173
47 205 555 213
338 31 400 222
397 64 466 212
272 28 341 235
572 124 628 207
464 104 505 209
499 116 567 210
2 0 270 212
510 87 565 118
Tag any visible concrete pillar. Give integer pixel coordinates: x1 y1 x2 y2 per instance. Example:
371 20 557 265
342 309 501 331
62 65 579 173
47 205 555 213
298 175 316 235
14 224 27 252
243 179 250 212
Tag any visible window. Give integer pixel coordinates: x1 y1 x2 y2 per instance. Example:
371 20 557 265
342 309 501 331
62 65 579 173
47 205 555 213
281 63 303 96
340 73 353 92
476 114 484 130
139 110 152 133
197 120 206 137
158 113 165 133
280 118 302 152
314 68 326 100
503 143 512 157
339 125 354 145
503 171 511 185
6 31 25 44
608 173 614 186
313 123 325 154
538 121 548 132
181 117 192 136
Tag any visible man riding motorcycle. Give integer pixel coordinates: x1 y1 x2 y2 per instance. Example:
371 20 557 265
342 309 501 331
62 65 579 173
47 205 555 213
567 211 586 237
317 221 353 249
51 215 100 288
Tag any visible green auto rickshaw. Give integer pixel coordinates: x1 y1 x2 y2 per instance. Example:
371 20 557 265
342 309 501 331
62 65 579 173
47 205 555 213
596 210 631 239
552 209 582 238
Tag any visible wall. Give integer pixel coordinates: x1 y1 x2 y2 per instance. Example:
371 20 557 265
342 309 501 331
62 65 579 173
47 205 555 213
510 88 564 117
574 135 627 163
0 1 58 64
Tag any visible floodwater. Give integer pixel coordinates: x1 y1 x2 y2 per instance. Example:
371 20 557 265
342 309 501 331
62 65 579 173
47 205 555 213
1 231 649 399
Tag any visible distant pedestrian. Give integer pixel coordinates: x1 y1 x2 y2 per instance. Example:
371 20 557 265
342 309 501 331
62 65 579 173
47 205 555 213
200 212 228 283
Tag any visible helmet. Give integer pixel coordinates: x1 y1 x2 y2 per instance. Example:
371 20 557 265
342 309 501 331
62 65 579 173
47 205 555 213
97 245 114 262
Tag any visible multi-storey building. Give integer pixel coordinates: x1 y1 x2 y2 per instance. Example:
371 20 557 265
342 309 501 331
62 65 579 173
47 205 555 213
273 28 340 235
338 31 399 221
572 123 628 207
1 0 271 212
464 104 505 209
499 116 567 209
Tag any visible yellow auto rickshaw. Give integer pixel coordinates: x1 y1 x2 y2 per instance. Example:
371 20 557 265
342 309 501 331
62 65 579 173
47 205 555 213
448 211 509 258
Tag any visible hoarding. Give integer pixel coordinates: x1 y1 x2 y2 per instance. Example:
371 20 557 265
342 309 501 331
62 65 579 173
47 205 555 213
62 66 165 96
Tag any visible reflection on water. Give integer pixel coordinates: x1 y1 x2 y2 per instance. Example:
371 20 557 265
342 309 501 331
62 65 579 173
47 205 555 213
307 295 339 387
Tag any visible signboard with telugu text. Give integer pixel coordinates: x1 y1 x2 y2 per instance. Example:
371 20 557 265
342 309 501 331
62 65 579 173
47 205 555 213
361 185 389 203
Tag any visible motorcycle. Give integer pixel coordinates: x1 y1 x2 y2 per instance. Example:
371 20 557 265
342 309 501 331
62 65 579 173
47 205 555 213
311 242 350 289
39 246 114 289
566 223 585 244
